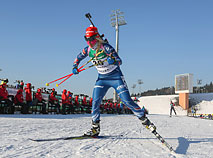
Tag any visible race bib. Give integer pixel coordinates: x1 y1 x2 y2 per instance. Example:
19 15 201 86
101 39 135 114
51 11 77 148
92 56 117 74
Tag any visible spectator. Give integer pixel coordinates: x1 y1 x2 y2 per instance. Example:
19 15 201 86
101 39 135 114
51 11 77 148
15 80 20 89
49 88 60 114
14 83 26 114
191 106 197 117
33 88 47 114
61 89 68 115
67 91 74 114
104 100 109 114
89 98 93 107
113 102 117 114
0 82 14 114
75 95 79 106
82 95 89 113
82 96 87 106
117 101 124 114
24 83 32 114
109 101 113 114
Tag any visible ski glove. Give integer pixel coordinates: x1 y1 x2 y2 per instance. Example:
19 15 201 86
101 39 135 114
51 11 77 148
72 67 79 75
107 57 116 65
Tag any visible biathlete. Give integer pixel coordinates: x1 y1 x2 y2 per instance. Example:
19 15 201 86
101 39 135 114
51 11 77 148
72 25 155 136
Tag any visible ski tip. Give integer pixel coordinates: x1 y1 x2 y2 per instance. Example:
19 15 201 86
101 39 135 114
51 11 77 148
28 138 39 142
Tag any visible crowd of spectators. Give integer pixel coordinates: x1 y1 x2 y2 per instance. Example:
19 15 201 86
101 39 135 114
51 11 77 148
0 78 134 115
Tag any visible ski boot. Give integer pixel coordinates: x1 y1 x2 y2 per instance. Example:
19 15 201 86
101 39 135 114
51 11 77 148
84 121 100 137
139 115 156 132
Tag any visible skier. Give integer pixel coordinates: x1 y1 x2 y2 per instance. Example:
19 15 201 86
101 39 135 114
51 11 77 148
72 25 155 136
170 101 177 117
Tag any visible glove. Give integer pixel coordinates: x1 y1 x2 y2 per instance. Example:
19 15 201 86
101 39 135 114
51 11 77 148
72 67 79 75
107 57 116 65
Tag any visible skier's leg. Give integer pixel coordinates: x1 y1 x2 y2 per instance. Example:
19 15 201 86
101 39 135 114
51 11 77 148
84 79 110 136
173 107 177 115
111 77 156 131
91 80 110 122
111 77 145 118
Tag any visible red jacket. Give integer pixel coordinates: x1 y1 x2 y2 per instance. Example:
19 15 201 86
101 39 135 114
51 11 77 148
49 92 58 103
67 91 73 105
24 83 32 102
89 98 93 106
62 89 68 104
82 96 87 105
114 103 117 108
75 95 79 105
35 89 42 102
104 102 109 109
0 84 8 100
117 103 120 109
109 102 113 109
14 89 24 104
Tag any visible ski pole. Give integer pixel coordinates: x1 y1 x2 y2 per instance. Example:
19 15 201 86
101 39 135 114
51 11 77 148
56 73 74 87
56 57 108 87
45 74 71 86
55 62 97 87
55 67 88 87
46 50 103 87
45 57 98 86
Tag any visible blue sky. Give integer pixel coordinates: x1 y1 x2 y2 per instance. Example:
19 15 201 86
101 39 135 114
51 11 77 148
0 0 213 98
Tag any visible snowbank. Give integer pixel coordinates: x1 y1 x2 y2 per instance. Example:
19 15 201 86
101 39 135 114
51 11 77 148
189 93 213 114
138 95 187 115
194 100 213 114
138 93 213 115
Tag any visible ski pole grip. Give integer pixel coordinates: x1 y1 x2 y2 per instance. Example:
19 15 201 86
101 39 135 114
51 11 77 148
85 13 92 19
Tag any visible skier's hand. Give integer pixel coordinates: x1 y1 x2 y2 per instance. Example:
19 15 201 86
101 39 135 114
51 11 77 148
72 66 79 75
107 56 116 65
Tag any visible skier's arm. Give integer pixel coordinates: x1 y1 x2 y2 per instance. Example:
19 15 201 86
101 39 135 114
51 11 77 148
73 47 89 67
73 47 89 74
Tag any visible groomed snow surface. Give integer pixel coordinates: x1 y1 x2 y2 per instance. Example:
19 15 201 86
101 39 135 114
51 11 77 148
0 94 213 158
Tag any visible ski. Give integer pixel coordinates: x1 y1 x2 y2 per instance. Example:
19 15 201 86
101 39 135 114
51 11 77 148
29 135 104 142
144 123 174 152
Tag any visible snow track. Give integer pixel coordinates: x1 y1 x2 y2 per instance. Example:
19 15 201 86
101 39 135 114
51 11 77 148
0 114 213 158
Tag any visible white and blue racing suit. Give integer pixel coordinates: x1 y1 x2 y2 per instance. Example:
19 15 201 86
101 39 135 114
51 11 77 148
73 43 145 122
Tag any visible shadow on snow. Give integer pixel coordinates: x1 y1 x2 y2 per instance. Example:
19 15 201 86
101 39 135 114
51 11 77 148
175 137 213 154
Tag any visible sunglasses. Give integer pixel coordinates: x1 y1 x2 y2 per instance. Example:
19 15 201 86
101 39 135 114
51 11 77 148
84 35 97 41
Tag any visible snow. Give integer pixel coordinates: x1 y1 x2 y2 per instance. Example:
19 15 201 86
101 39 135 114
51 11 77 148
1 94 213 158
138 95 187 115
138 93 213 115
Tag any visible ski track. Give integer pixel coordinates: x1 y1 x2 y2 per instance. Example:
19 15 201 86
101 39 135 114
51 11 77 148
0 114 213 158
